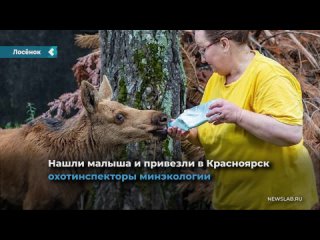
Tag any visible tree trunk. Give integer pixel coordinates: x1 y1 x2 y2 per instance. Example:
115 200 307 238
93 30 186 209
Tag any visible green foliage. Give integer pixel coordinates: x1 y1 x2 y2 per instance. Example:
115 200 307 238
118 78 128 104
25 102 36 123
163 138 173 157
133 43 166 109
4 121 20 129
2 102 37 128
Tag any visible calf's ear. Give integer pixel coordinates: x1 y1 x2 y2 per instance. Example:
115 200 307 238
81 81 99 114
99 75 113 101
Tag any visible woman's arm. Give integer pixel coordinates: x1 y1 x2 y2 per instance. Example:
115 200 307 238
207 99 302 146
237 109 302 146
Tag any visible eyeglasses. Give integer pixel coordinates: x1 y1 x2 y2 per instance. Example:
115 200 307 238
198 42 216 57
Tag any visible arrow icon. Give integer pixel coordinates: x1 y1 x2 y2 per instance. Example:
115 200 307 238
48 48 55 56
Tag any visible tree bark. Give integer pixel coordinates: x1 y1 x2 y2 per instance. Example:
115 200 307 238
93 30 186 209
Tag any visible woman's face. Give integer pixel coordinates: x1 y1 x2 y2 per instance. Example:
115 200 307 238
195 30 228 75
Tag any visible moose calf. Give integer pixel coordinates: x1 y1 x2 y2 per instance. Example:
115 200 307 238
0 76 168 209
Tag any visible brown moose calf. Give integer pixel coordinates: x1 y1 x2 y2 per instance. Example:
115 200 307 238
0 76 168 209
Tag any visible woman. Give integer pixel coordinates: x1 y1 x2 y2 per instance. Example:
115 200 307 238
168 30 318 210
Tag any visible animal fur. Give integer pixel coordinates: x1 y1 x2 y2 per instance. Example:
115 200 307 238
74 34 99 49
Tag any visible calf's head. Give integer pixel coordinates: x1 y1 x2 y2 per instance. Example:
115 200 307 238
81 76 168 145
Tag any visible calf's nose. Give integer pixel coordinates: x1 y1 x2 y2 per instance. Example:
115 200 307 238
152 112 168 125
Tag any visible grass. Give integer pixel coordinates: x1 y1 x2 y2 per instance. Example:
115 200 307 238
1 102 37 129
25 102 36 123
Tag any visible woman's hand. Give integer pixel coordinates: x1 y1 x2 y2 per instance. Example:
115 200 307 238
167 119 190 141
206 99 243 125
